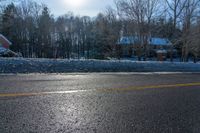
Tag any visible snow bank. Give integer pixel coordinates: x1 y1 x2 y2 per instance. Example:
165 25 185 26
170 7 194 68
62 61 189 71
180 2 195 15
0 58 200 73
0 47 7 54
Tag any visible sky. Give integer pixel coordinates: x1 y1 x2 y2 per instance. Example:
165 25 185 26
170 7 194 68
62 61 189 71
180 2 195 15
34 0 115 17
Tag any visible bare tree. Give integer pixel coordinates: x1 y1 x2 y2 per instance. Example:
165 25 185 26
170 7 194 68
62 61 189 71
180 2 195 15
164 0 188 62
104 7 122 58
188 21 200 63
181 0 200 62
165 0 187 30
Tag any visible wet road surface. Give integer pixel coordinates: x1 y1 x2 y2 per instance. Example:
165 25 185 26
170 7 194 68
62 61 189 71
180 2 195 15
0 73 200 133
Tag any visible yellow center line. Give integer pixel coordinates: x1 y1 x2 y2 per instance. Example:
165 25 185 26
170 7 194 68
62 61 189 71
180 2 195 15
99 82 200 92
0 82 200 98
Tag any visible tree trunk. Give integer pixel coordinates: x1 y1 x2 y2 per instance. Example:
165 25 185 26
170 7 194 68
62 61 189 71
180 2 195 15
170 45 173 62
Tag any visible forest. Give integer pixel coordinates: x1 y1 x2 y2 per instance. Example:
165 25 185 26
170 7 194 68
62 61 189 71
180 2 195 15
0 0 200 62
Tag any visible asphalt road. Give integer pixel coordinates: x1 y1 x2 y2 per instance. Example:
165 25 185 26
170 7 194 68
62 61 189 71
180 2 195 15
0 73 200 133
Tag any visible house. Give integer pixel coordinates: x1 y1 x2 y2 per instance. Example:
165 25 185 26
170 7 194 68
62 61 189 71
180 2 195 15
0 34 18 57
148 38 173 57
116 36 138 57
117 36 175 58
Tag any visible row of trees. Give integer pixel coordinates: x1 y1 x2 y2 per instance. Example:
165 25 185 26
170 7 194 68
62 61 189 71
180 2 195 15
0 0 121 59
0 0 200 61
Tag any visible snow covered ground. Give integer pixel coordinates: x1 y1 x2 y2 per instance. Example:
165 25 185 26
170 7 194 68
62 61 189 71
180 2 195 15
0 58 200 73
0 47 7 55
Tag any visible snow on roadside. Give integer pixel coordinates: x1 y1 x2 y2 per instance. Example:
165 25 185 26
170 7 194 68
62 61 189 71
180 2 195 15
0 58 200 73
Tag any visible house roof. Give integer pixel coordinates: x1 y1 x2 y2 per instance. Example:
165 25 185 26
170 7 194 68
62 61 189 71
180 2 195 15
118 36 172 46
118 36 137 45
150 38 171 46
0 34 12 46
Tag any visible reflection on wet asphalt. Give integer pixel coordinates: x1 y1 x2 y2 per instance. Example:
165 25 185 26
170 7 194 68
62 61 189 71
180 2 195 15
0 73 200 133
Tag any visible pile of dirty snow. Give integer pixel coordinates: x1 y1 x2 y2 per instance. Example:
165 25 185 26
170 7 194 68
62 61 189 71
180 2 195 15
0 58 200 73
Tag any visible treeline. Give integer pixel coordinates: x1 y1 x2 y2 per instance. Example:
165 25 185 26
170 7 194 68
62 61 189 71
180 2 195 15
0 0 200 61
0 0 121 59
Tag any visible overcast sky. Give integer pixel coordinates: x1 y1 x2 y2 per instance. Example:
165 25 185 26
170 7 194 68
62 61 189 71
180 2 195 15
34 0 115 17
